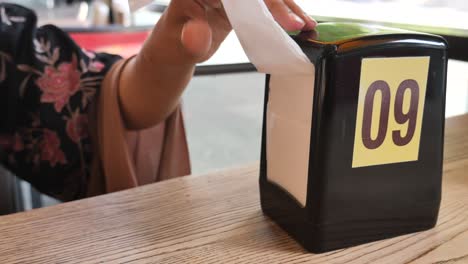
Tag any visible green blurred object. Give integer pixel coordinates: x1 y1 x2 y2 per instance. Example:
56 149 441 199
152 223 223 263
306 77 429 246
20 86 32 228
312 15 468 38
290 22 436 43
312 22 412 43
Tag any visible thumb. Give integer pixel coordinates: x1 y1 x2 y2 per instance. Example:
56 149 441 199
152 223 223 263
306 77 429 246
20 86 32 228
181 19 212 60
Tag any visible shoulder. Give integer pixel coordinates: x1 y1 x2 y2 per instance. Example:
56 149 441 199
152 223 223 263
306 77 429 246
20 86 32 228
0 3 125 200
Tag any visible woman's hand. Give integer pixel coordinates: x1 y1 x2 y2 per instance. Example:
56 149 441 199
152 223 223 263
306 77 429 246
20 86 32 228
164 0 316 64
178 0 317 63
119 0 316 130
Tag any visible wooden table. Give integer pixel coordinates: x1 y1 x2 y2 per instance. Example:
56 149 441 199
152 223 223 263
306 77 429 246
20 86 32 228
1 116 467 264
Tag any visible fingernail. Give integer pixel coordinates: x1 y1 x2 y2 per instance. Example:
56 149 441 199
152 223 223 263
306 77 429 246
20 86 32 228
290 13 305 28
307 15 317 27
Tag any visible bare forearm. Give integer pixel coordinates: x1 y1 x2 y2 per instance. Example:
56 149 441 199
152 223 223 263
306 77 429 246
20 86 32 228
119 12 197 130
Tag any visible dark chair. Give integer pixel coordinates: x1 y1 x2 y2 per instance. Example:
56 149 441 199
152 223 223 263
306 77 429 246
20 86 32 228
0 166 44 216
0 167 23 215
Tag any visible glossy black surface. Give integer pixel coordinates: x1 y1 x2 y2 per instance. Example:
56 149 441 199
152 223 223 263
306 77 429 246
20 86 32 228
260 25 448 253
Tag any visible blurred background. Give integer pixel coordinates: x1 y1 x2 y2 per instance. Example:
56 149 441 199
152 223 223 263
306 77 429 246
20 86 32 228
1 0 468 213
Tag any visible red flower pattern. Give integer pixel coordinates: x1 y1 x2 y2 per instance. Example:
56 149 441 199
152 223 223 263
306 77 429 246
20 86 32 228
12 133 24 152
66 113 88 143
14 47 108 170
0 133 24 152
36 55 81 112
40 129 67 167
0 5 120 199
89 61 105 72
0 134 12 150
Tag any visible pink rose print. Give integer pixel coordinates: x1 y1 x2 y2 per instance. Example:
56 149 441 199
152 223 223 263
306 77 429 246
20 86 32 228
0 134 12 150
0 133 24 152
36 55 81 112
88 61 105 73
33 154 40 167
66 114 88 143
12 134 24 152
40 129 67 167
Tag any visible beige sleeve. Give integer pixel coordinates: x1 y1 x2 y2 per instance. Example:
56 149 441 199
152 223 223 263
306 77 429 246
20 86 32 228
86 57 191 197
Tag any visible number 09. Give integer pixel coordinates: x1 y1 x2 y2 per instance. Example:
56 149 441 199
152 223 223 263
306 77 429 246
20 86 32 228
361 79 420 150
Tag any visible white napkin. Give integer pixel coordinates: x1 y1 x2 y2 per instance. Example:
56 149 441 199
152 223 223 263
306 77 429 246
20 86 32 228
220 0 315 207
221 0 313 74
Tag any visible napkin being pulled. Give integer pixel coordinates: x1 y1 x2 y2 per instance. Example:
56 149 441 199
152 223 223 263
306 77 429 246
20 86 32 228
128 0 314 207
220 0 315 206
220 0 313 74
128 0 314 74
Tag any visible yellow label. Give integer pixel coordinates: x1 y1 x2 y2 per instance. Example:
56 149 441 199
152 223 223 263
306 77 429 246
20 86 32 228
352 57 430 168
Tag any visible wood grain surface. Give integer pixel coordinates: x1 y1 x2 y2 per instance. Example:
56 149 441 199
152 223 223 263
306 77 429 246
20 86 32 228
0 115 467 264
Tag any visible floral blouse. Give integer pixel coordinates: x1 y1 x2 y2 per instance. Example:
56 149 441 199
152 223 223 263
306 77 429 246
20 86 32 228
0 3 122 200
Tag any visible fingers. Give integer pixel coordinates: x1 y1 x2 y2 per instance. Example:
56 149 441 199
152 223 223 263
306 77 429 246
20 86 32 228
265 0 316 31
181 19 213 59
266 0 304 31
284 0 316 31
166 0 317 63
163 0 212 59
